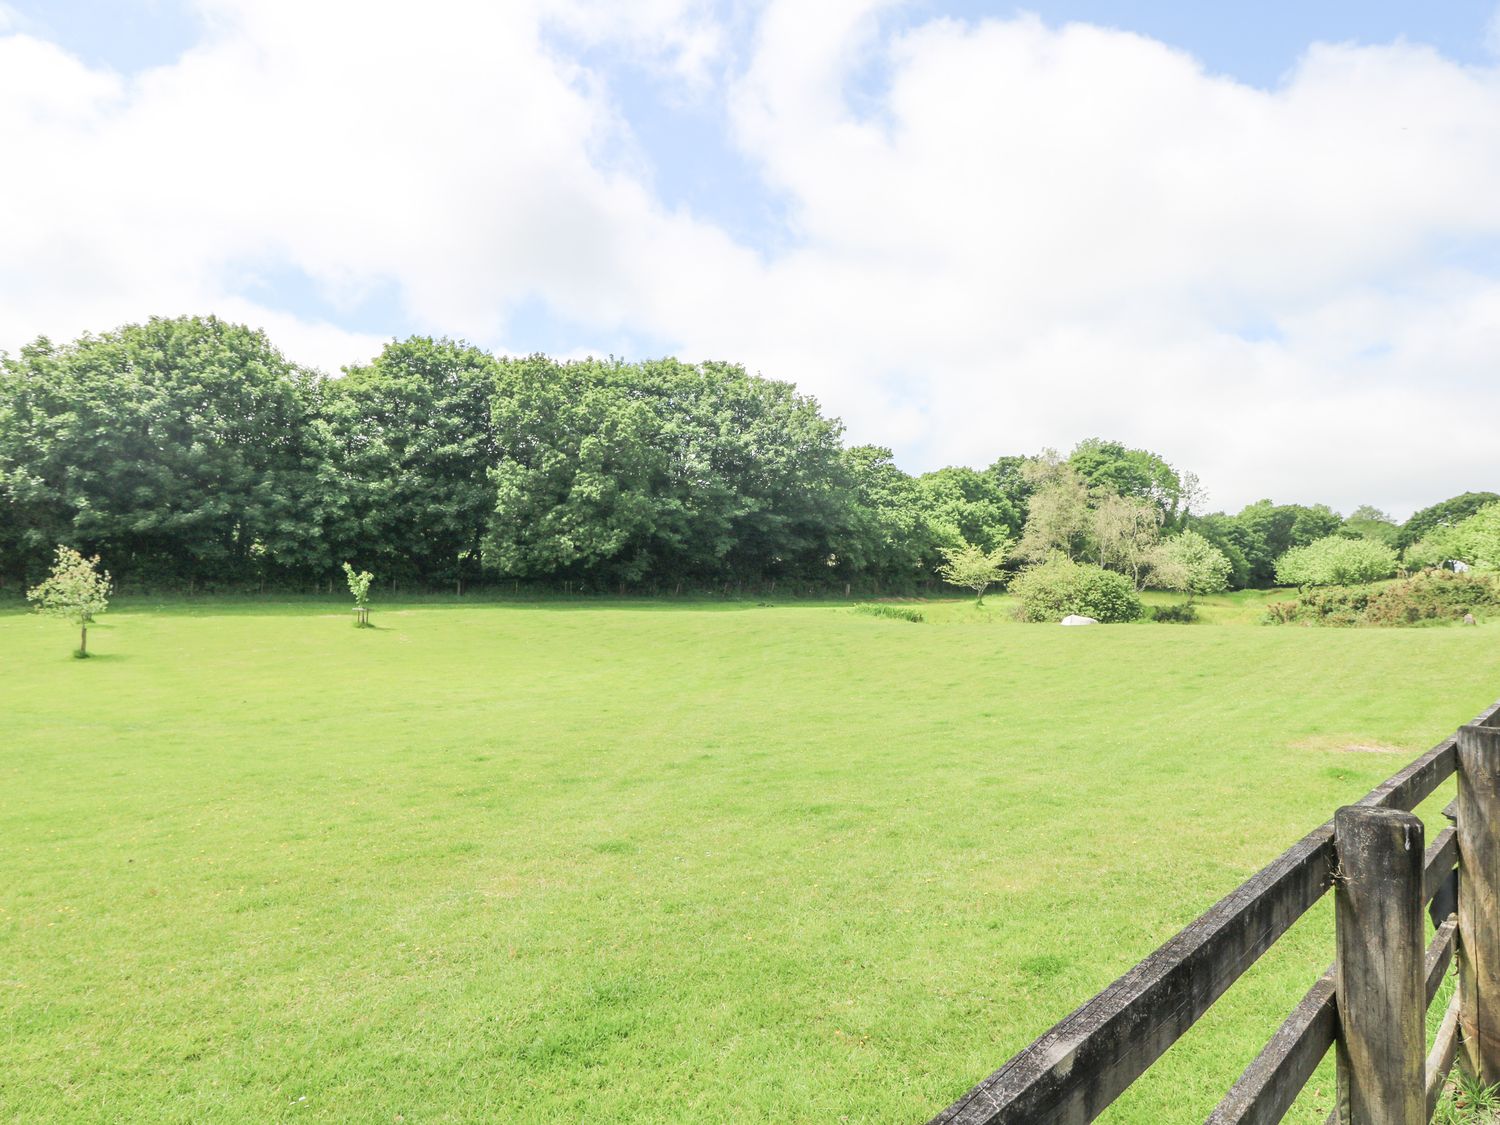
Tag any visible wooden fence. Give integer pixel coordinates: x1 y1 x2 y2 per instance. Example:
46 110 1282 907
929 700 1500 1125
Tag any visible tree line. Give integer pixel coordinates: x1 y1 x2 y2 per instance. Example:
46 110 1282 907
0 315 1492 594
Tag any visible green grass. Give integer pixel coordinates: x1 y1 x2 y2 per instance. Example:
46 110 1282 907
3 597 1499 1122
1435 1069 1500 1123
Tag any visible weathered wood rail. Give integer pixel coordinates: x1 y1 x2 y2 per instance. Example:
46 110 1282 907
929 700 1500 1125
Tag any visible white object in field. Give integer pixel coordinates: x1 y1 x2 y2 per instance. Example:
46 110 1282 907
1060 614 1098 626
1450 560 1471 573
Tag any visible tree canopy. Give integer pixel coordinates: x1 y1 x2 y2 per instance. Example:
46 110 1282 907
1400 492 1500 549
1405 503 1500 571
1068 438 1187 526
1274 535 1399 588
0 316 334 586
1150 530 1232 602
327 337 500 586
1 314 1492 597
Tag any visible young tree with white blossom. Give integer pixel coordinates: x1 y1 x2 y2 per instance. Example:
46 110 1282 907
28 546 111 657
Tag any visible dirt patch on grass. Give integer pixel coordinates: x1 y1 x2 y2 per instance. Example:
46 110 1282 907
1294 735 1408 755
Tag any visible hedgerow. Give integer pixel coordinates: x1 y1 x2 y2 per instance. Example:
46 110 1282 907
1264 569 1500 627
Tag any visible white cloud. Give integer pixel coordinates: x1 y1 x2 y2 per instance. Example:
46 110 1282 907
545 0 728 88
696 9 1500 516
2 1 1500 515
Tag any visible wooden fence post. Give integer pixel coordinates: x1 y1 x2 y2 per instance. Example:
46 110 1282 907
1458 722 1500 1080
1334 805 1425 1124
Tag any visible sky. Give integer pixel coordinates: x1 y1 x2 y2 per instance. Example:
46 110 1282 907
3 1 1500 518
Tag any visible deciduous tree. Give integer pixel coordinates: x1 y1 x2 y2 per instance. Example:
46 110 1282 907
28 545 111 656
343 562 374 626
327 337 500 589
1149 530 1232 603
1406 503 1500 572
1016 452 1094 561
1068 438 1185 525
1092 494 1162 588
1401 492 1500 549
1275 535 1398 588
0 317 336 586
936 539 1011 604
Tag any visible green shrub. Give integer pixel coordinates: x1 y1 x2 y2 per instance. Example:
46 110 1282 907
1262 601 1299 625
852 603 924 623
1263 570 1499 627
1364 569 1499 626
1149 602 1198 623
1011 555 1142 623
1263 588 1370 627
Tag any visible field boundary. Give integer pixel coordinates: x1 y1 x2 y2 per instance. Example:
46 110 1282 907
929 698 1500 1125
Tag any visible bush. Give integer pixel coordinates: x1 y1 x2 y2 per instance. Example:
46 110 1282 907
1364 569 1499 626
1011 555 1143 623
1263 570 1500 627
1149 602 1198 623
1263 587 1370 627
852 603 924 623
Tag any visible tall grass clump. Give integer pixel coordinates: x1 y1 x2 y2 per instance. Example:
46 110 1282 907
852 603 924 623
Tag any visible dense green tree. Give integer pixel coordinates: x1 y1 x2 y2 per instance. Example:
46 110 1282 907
652 358 851 586
487 355 664 584
916 466 1021 553
835 446 932 586
0 478 23 589
0 316 338 586
1230 500 1343 586
486 356 850 589
1401 492 1500 549
327 337 500 587
1341 505 1401 547
1068 438 1185 524
1183 512 1253 589
1406 503 1500 571
986 454 1034 523
1288 504 1344 546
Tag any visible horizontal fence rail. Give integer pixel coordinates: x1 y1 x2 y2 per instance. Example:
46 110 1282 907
929 699 1500 1125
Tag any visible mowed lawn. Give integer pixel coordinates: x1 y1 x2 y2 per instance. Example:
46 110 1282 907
4 597 1500 1123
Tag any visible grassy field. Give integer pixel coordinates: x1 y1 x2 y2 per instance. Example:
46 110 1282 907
4 593 1499 1122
